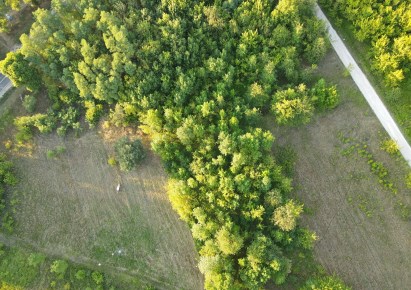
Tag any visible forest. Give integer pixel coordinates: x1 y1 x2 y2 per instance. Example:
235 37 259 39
0 0 348 289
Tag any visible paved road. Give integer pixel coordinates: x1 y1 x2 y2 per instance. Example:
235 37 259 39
0 73 12 99
315 4 411 168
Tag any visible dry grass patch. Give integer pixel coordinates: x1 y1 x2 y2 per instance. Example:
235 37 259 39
6 123 203 289
265 50 411 289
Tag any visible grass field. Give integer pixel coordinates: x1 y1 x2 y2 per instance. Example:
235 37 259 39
266 50 411 289
0 90 203 289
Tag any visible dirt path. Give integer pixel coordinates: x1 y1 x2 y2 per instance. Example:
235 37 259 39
315 4 411 168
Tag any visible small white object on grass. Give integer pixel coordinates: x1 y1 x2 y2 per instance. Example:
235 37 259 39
98 263 101 266
116 183 120 192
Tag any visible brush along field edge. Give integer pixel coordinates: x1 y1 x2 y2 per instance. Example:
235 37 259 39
315 3 411 168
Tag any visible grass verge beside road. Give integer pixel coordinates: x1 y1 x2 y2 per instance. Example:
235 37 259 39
318 7 411 144
265 50 411 290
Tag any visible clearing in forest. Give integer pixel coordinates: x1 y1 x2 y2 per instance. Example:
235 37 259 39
1 105 203 289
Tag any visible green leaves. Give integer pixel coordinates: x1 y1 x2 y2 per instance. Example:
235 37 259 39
1 0 338 288
114 137 145 171
216 225 244 256
320 0 411 87
0 52 41 91
273 200 303 232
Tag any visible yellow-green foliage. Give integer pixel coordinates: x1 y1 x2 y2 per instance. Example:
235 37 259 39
406 172 411 189
301 275 351 290
273 200 303 231
380 139 400 155
319 0 411 87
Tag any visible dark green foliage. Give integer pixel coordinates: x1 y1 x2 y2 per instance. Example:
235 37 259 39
274 145 297 177
114 137 145 171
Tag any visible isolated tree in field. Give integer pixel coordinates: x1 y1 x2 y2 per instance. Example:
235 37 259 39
114 137 145 171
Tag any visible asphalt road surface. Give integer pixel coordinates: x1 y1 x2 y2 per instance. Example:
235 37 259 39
315 4 411 168
0 73 12 99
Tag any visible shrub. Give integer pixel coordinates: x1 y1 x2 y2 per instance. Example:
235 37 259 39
15 126 33 143
46 150 56 159
380 139 399 155
47 146 66 159
310 79 339 111
4 140 12 149
406 172 411 189
114 137 145 171
107 156 117 166
75 269 86 280
91 271 104 285
55 146 66 155
27 253 46 267
50 260 68 279
22 94 37 113
56 126 66 137
301 275 351 290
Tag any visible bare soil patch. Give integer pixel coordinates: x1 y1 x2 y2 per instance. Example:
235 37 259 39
6 123 203 289
265 51 411 289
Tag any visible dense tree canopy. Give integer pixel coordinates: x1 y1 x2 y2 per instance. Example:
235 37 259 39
319 0 411 87
0 0 341 288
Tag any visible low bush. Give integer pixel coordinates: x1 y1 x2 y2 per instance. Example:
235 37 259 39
301 275 351 290
380 139 399 155
50 260 68 280
406 172 411 189
22 94 37 113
